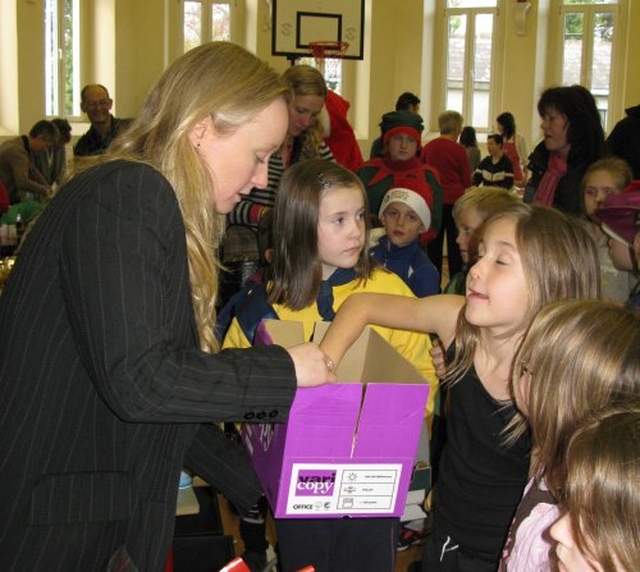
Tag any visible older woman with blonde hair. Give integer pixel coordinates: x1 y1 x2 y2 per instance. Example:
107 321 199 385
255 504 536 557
0 42 334 571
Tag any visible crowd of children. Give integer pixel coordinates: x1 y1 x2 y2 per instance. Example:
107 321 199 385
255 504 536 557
211 84 640 572
221 159 438 572
320 202 602 571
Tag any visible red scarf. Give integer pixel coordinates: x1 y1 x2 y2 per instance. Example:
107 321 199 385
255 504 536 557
533 153 568 207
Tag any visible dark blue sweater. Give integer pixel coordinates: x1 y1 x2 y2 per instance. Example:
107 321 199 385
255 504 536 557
370 235 440 297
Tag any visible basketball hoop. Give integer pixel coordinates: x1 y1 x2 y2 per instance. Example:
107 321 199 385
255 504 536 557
308 41 350 75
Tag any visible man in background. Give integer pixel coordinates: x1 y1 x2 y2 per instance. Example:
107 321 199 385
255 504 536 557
73 84 131 157
0 120 56 204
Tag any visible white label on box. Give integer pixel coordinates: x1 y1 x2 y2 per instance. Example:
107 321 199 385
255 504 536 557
285 463 403 516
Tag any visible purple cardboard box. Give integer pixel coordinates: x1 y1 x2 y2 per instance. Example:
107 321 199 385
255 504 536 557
242 321 429 518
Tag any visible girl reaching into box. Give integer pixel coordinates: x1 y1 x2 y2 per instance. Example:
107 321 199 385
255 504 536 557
221 158 438 572
319 202 600 571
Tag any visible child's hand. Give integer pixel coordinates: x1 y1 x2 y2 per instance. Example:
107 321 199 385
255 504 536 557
429 337 447 379
287 342 337 387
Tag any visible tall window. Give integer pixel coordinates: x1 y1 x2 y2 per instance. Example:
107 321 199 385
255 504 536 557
444 0 498 130
297 54 344 95
184 0 232 52
560 0 619 129
44 0 80 118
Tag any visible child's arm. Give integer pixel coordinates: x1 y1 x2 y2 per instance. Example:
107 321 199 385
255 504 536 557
319 293 464 366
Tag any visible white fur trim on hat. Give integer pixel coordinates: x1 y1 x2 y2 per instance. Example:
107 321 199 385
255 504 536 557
379 187 431 230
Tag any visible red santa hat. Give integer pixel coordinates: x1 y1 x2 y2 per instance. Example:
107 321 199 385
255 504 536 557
379 176 433 232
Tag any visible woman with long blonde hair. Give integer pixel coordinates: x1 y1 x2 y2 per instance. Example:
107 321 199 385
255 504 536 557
0 42 334 571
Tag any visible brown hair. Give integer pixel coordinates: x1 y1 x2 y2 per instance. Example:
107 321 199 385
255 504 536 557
510 299 640 495
447 203 601 384
563 406 640 572
267 159 373 309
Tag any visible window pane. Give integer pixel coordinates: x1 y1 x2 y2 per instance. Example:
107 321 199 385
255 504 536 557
184 1 202 52
446 14 466 112
591 11 614 127
211 3 230 41
63 0 80 117
44 0 80 118
564 0 616 4
472 13 493 128
563 12 583 85
447 0 497 7
44 0 59 116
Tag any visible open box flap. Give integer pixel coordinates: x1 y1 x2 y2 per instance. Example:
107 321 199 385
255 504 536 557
355 384 428 457
313 321 426 385
257 320 303 349
287 384 363 457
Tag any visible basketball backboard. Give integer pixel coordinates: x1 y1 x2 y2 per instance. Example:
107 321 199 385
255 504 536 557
271 0 365 61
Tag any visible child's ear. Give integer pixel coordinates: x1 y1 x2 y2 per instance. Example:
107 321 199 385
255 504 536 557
633 232 640 263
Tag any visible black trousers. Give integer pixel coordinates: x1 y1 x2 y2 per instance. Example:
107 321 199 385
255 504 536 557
427 204 463 279
422 523 499 572
275 517 399 572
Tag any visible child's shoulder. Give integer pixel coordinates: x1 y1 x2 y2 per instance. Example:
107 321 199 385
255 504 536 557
356 157 386 175
362 267 415 295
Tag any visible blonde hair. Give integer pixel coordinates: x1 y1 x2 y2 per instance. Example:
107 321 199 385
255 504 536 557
438 110 463 135
452 187 521 264
447 203 601 384
109 42 288 352
581 156 632 193
281 65 328 161
563 406 640 572
510 299 640 494
452 186 520 221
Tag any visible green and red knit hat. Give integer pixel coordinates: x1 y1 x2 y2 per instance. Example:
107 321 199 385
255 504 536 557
380 110 424 148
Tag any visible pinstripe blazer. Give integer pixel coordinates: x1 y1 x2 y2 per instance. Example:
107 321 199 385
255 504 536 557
0 161 296 571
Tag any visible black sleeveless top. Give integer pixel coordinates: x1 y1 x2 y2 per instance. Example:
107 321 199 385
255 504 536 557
434 348 531 557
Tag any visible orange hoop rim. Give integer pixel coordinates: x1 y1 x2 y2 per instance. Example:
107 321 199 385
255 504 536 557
308 41 350 59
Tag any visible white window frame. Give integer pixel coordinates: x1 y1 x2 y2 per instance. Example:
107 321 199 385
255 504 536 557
440 0 500 132
44 0 81 119
183 0 241 52
551 0 621 131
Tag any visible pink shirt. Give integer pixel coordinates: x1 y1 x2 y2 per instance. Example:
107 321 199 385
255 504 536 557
499 477 559 572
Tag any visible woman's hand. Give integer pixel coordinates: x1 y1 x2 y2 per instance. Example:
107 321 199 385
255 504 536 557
287 342 337 387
